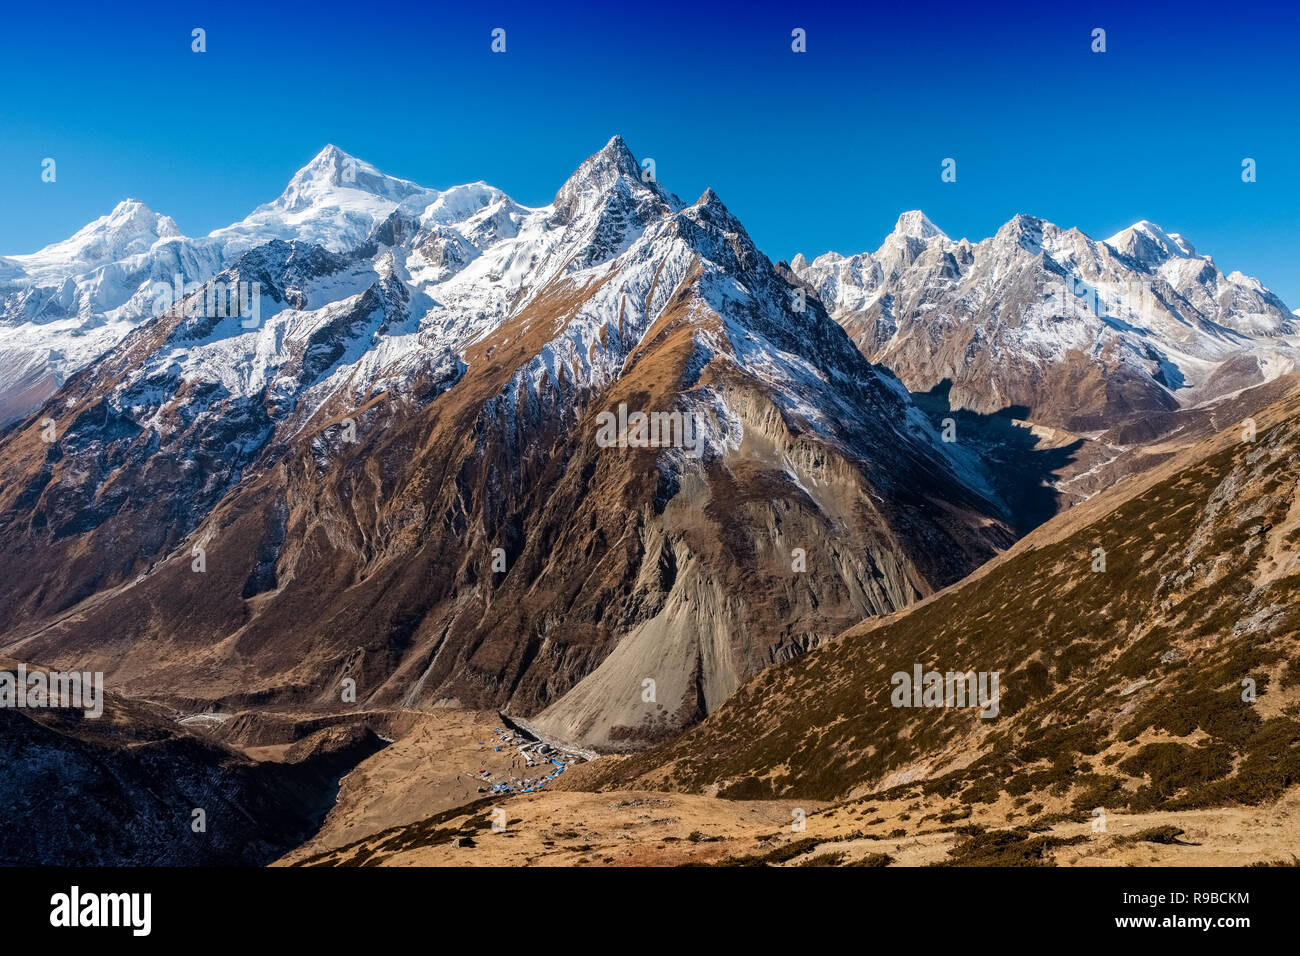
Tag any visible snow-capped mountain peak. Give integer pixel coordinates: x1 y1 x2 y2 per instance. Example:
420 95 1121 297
1106 219 1196 265
891 209 946 242
0 148 445 424
1226 269 1264 292
290 143 352 182
209 146 439 257
993 213 1048 252
566 134 643 187
273 144 432 212
552 134 677 223
101 197 182 241
11 198 182 282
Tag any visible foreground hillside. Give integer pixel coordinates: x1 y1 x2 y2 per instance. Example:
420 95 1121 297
281 783 1300 867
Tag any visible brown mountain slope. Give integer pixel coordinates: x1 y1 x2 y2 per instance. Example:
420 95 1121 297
0 140 1013 749
572 385 1300 811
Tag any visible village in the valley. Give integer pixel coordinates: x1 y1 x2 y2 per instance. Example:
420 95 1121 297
466 723 596 797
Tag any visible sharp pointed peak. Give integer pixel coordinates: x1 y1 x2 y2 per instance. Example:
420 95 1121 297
574 135 643 180
688 187 742 228
1004 212 1045 228
553 134 672 221
602 134 632 154
993 213 1049 239
290 144 370 185
314 143 352 159
891 210 947 241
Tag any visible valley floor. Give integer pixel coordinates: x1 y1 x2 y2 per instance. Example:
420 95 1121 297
260 707 1300 868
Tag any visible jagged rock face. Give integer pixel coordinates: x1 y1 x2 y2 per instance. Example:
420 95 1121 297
0 138 1015 749
791 213 1298 435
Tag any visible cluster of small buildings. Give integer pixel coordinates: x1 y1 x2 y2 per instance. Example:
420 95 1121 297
472 727 578 795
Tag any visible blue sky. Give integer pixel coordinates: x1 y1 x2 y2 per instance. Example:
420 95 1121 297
3 0 1298 303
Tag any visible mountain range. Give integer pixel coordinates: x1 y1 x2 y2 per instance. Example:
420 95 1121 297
4 136 1299 867
1 138 1022 751
5 138 1298 746
792 209 1295 434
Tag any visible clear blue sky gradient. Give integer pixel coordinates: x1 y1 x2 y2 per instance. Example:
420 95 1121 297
3 0 1297 303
